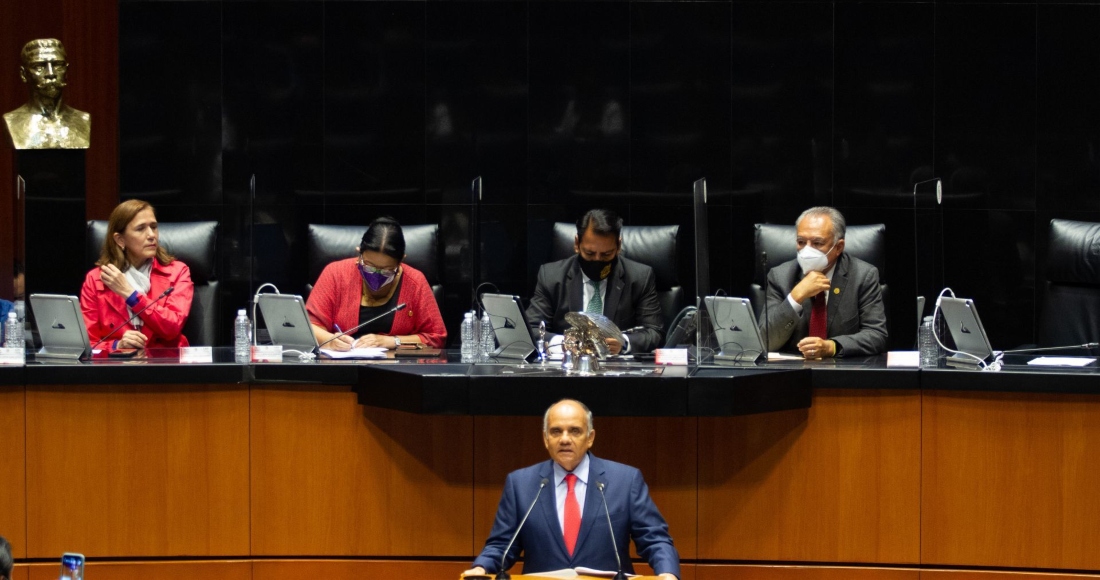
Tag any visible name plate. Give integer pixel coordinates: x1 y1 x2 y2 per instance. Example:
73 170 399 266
179 346 213 364
654 348 689 366
0 347 25 365
252 345 283 362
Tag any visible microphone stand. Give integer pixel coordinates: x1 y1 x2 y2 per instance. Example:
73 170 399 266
1002 342 1099 354
596 482 629 580
90 286 176 352
496 478 549 580
314 303 407 353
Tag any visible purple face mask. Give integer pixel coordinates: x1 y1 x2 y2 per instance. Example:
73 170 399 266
358 263 396 291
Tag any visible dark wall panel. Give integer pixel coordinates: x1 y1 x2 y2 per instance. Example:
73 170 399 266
936 4 1036 212
113 0 1100 349
324 2 425 206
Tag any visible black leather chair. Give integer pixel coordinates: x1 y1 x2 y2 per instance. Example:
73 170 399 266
86 220 219 346
549 222 683 332
1038 219 1100 347
306 223 443 307
751 223 888 335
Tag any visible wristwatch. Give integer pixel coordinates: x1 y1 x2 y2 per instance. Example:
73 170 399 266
393 336 402 348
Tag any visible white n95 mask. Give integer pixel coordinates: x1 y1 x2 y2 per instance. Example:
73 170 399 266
797 242 836 274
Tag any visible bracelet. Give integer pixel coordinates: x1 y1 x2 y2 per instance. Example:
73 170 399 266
126 290 140 308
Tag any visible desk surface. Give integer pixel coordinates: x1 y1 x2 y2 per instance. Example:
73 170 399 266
2 349 1097 415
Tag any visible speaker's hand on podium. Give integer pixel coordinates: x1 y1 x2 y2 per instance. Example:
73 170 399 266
462 566 486 577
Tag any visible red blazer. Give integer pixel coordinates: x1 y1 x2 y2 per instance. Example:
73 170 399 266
306 258 447 348
80 259 194 350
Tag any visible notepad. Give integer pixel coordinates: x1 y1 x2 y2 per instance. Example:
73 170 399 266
1026 356 1095 367
320 347 387 359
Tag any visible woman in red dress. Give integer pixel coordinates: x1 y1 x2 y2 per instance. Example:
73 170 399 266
307 217 446 350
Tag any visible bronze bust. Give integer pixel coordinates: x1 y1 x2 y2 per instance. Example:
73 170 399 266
4 39 90 150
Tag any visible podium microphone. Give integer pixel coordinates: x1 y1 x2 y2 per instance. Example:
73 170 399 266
315 303 407 352
497 478 550 580
595 481 629 580
91 286 175 351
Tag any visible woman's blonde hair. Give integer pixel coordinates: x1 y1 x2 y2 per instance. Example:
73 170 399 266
96 199 174 270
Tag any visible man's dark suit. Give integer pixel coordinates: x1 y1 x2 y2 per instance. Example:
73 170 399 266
525 256 664 352
471 454 680 577
765 252 888 356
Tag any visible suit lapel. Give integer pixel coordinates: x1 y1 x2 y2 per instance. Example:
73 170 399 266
567 259 583 314
827 253 849 331
573 455 606 558
601 262 625 321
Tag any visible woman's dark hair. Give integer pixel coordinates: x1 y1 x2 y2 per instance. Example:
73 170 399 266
360 217 405 263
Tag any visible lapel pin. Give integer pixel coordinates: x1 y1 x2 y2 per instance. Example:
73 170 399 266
833 288 840 295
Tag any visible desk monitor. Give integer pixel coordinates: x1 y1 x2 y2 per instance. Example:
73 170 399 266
939 296 995 363
480 293 536 360
30 294 91 360
257 294 318 354
704 296 766 363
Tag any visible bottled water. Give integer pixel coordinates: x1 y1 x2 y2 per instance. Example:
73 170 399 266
234 309 252 363
4 311 21 350
480 311 495 362
460 311 476 363
919 315 939 368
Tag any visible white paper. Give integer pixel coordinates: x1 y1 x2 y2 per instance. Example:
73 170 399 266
887 351 920 368
525 569 636 579
766 351 805 361
0 347 25 365
320 347 388 359
179 346 213 364
252 344 283 362
655 348 689 365
1026 356 1095 367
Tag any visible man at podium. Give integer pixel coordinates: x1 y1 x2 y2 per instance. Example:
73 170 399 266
464 399 680 579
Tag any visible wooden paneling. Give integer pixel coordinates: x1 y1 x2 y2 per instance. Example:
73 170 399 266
698 389 921 563
472 416 698 561
10 565 28 580
250 384 473 556
922 390 1100 570
921 572 1100 580
24 384 250 558
253 559 467 579
0 385 26 559
25 560 250 580
696 565 919 580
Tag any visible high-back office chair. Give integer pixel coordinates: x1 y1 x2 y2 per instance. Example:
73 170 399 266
306 223 443 307
86 220 219 346
751 223 889 337
550 222 683 332
1038 219 1100 347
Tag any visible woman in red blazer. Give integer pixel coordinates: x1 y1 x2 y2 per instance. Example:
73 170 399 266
80 200 194 351
307 217 446 350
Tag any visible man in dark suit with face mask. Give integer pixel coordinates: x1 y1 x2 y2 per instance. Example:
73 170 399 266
525 209 664 354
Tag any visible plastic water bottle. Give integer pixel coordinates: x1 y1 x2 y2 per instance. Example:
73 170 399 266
4 311 21 350
460 312 476 363
234 309 251 363
919 315 938 368
480 310 495 362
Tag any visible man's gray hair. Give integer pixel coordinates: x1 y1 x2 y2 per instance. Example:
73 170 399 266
0 535 12 580
796 206 847 240
543 398 594 434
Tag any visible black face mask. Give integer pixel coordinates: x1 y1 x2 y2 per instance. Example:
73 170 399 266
578 255 616 281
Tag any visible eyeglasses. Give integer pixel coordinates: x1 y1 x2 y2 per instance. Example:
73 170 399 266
358 258 398 277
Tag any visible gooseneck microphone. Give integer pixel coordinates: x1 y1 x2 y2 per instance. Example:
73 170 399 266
314 303 408 351
595 481 629 580
496 478 550 580
91 287 175 351
761 251 770 359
